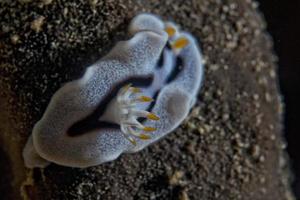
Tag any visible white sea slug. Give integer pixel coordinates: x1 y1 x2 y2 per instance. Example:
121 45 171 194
23 13 204 168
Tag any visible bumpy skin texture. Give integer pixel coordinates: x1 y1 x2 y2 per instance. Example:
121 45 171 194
23 13 204 168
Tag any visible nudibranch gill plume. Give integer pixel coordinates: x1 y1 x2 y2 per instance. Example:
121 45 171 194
23 13 204 168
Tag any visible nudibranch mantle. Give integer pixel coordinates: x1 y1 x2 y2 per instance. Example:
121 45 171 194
23 13 204 168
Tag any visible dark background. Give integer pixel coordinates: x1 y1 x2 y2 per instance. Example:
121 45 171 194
258 0 300 198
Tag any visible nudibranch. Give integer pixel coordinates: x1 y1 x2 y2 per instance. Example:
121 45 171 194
23 13 204 168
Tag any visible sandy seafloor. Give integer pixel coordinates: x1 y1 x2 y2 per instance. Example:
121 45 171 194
0 0 295 199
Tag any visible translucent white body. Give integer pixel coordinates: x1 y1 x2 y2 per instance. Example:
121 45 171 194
23 13 204 168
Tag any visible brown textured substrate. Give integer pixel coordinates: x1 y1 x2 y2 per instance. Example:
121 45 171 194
0 0 294 199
